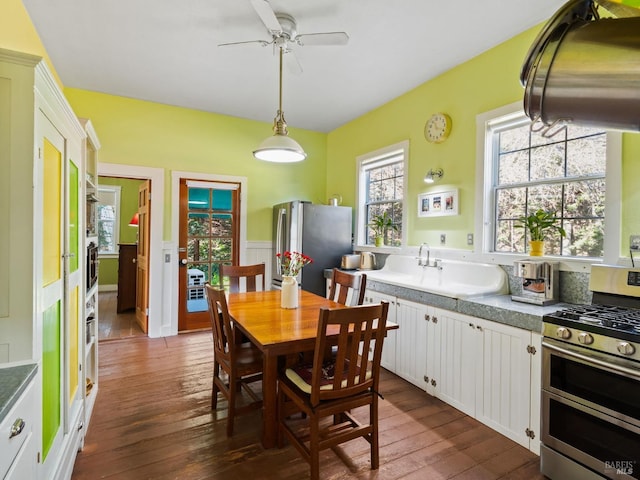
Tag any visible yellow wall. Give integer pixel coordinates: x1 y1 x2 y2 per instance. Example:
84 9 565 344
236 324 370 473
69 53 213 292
327 25 640 252
1 0 62 86
64 89 328 242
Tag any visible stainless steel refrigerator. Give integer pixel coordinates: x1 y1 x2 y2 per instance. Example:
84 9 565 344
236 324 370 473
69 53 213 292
272 201 352 296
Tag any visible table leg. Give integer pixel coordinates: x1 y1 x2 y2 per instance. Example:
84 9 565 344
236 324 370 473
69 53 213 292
261 352 278 448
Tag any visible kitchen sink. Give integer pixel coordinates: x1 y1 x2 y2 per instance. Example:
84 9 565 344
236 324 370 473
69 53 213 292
364 255 508 299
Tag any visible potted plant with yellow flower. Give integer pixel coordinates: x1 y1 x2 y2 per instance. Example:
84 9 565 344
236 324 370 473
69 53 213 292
515 209 566 256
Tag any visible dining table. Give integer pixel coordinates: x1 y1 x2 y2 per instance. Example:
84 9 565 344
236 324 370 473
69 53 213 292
226 288 396 449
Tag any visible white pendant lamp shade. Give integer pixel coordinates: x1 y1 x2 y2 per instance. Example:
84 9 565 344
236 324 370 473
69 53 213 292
253 132 306 162
254 47 306 163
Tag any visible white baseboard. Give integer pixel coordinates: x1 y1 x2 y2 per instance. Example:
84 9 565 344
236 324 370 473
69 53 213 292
99 284 117 292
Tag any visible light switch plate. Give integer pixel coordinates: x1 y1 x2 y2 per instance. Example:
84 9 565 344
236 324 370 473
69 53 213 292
467 233 474 245
440 234 446 245
631 235 640 250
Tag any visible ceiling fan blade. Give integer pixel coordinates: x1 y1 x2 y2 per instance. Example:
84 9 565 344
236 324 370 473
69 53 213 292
284 49 303 75
218 39 271 48
596 0 640 17
295 32 349 46
250 0 283 34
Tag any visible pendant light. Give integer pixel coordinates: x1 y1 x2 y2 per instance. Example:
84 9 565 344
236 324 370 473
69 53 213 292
253 47 306 163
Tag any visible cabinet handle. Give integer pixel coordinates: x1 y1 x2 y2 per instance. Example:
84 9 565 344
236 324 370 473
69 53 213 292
432 316 438 324
476 325 483 331
9 418 25 439
425 314 431 321
469 322 474 328
431 379 437 387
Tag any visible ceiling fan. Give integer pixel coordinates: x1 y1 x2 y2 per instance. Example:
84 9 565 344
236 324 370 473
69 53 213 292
218 0 349 74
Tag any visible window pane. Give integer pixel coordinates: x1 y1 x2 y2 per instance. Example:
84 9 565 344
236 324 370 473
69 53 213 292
527 184 563 214
499 125 530 153
187 238 210 261
188 213 210 237
498 150 529 184
563 218 604 257
564 180 606 218
212 214 232 236
212 238 232 261
530 143 565 180
567 134 606 177
212 190 232 211
496 187 526 220
188 188 210 210
495 219 525 253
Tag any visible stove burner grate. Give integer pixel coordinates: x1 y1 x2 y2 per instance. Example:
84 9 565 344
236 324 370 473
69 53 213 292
553 304 640 333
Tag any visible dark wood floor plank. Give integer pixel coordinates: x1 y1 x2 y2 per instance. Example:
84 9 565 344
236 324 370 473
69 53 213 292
73 325 546 479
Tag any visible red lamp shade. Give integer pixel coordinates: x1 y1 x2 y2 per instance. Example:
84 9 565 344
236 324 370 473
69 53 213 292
128 212 139 227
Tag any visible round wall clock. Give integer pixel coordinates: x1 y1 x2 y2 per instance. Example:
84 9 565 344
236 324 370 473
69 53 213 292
424 113 452 143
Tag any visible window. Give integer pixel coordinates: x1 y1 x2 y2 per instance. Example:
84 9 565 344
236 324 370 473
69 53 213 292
478 103 621 260
97 186 121 255
356 141 408 247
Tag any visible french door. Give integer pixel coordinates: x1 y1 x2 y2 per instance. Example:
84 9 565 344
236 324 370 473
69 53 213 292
178 179 240 331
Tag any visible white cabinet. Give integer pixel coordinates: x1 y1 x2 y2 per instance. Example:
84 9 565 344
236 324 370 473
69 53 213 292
1 376 36 480
364 287 541 452
363 291 397 373
395 299 430 390
0 48 96 479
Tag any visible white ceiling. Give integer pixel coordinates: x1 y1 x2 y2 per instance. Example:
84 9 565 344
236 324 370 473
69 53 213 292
23 0 566 133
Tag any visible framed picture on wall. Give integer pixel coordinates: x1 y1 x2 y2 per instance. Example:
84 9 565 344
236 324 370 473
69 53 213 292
418 189 458 217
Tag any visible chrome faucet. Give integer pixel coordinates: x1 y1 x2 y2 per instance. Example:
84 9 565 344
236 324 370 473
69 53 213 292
418 242 430 267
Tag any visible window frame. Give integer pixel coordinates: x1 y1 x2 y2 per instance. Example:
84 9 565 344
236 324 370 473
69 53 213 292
97 185 122 256
355 140 409 250
475 102 622 266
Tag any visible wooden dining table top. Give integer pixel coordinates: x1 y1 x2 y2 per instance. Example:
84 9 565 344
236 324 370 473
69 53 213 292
226 289 346 351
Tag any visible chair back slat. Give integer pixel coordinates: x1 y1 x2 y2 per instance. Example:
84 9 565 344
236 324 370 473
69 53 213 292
310 302 388 406
328 268 367 306
205 284 233 364
220 263 266 293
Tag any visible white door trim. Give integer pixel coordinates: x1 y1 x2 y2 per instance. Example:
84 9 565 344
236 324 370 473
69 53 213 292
98 163 165 338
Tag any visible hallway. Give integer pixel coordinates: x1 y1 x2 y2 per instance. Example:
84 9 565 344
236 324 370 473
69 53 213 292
98 291 145 341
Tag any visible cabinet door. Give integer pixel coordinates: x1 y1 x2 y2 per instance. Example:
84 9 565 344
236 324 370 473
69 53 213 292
395 299 429 390
475 318 532 450
363 290 397 373
437 310 478 416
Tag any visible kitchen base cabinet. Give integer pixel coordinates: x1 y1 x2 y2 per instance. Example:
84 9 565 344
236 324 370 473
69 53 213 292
363 291 397 373
364 288 541 453
0 376 36 479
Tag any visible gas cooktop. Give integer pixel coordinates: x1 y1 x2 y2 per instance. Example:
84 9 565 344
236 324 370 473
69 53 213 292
545 304 640 343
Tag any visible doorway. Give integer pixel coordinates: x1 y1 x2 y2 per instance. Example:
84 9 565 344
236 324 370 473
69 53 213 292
98 163 165 337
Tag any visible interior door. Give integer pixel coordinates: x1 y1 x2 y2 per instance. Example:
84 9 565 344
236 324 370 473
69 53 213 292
178 179 240 331
135 180 151 333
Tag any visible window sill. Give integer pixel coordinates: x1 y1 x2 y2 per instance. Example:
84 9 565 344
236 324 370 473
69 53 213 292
355 244 403 255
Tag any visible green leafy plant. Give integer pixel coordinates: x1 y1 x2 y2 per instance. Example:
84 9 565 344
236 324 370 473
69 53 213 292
369 212 398 240
515 209 566 241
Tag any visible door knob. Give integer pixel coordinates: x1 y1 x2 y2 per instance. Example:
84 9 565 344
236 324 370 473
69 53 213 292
180 258 188 266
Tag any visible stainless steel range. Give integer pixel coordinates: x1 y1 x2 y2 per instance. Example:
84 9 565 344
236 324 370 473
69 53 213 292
541 265 640 480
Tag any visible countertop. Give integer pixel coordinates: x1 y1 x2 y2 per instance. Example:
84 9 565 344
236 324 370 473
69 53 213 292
324 268 570 333
0 363 38 424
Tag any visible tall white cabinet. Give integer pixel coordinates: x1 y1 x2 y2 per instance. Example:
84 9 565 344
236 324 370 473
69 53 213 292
0 48 99 479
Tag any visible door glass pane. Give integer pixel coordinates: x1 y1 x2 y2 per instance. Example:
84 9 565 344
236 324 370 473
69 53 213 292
185 187 236 313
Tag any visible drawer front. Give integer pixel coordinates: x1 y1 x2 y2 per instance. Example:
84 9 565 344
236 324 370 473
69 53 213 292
0 382 35 478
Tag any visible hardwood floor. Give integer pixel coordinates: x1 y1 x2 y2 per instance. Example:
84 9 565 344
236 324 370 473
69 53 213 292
98 291 145 341
72 331 546 479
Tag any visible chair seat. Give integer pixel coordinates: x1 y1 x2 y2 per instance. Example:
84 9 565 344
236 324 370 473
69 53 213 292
233 344 263 376
285 360 372 394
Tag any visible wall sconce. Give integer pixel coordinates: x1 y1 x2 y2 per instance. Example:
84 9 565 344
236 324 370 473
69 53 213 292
424 168 444 184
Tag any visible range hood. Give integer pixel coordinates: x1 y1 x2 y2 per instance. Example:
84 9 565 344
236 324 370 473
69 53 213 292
521 0 640 135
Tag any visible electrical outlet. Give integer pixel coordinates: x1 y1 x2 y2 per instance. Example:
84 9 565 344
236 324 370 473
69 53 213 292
467 233 474 246
631 235 640 250
440 234 446 245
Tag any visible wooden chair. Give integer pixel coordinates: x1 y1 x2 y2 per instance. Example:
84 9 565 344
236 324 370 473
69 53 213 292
205 284 263 436
277 302 389 480
328 268 367 305
219 263 265 293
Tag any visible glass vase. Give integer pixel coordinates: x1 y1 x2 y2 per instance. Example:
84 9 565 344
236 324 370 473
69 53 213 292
281 275 299 309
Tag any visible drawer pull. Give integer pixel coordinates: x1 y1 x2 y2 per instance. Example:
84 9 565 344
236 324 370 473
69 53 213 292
10 418 25 439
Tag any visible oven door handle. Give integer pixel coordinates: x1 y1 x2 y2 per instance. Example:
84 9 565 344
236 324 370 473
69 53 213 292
543 340 640 380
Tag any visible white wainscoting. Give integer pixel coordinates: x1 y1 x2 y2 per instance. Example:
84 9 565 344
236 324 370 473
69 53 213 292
246 241 274 289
